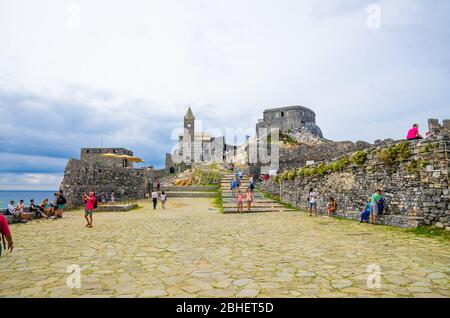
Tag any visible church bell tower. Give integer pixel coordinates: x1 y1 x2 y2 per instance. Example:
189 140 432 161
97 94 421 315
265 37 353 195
183 107 195 163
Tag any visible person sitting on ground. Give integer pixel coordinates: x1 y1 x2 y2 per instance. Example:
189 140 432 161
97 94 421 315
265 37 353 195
406 124 423 140
0 214 14 255
29 199 48 219
360 198 371 223
39 199 54 217
15 200 30 223
6 201 15 216
326 197 337 217
370 190 383 225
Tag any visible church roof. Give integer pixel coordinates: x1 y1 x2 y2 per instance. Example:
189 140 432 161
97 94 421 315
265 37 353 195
184 107 195 120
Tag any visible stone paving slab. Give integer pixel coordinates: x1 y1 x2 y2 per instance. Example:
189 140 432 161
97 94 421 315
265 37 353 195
0 198 448 298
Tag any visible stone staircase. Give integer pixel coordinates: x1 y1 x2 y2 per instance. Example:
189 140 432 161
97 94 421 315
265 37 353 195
161 185 217 198
220 173 296 214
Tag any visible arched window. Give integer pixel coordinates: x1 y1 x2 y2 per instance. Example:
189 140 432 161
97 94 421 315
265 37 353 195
169 167 175 174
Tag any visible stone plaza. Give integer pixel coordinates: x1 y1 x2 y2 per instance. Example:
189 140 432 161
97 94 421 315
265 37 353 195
0 198 448 298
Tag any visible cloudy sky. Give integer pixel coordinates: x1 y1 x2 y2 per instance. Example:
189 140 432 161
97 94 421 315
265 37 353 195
0 0 449 190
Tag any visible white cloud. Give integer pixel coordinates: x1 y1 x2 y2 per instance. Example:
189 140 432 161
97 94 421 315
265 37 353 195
0 0 449 189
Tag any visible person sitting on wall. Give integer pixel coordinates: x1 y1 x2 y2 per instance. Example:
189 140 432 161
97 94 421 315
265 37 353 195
30 199 48 219
6 201 15 215
14 200 30 223
326 197 337 217
406 124 423 140
39 199 54 217
360 198 371 223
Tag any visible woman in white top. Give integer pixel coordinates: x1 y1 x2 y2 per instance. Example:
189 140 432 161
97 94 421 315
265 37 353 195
15 200 30 223
160 191 167 210
308 188 318 217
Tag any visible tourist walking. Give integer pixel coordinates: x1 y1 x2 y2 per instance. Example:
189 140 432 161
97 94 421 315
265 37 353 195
83 192 96 228
230 178 238 195
245 188 254 212
151 190 158 209
249 181 255 193
160 191 167 210
326 197 337 217
111 192 116 203
370 190 382 225
0 214 14 256
156 180 161 191
308 188 318 217
236 189 245 213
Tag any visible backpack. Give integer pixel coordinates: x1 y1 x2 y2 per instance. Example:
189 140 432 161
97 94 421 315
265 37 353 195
93 197 98 209
60 196 67 205
378 198 385 215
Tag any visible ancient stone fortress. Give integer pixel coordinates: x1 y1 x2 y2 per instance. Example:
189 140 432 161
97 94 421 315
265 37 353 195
60 148 161 208
256 105 323 138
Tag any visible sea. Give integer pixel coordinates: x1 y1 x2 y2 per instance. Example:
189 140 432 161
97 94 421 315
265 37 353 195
0 190 57 209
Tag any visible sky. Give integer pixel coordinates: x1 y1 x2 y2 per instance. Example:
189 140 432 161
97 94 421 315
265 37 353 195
0 0 449 190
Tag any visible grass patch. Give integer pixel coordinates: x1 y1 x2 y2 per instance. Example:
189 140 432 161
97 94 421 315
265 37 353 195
131 205 144 211
259 190 298 210
406 226 450 241
214 189 224 213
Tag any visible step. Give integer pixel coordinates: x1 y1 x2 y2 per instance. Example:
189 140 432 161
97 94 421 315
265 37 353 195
164 191 216 198
223 208 295 214
162 186 217 192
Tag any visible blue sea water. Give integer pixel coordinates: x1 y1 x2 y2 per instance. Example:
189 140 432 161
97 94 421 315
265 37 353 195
0 190 57 209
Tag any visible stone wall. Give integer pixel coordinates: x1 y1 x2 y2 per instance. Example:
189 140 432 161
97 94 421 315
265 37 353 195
60 159 148 208
278 140 372 172
259 137 449 229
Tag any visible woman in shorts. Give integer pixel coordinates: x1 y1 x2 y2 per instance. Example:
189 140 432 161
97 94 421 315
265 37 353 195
83 192 96 228
236 189 245 213
245 188 254 212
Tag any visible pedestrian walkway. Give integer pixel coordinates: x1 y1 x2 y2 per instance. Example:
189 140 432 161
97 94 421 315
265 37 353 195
221 172 295 214
1 197 448 298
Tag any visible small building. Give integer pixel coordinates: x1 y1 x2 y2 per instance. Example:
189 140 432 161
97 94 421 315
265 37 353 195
256 105 323 138
80 148 135 168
